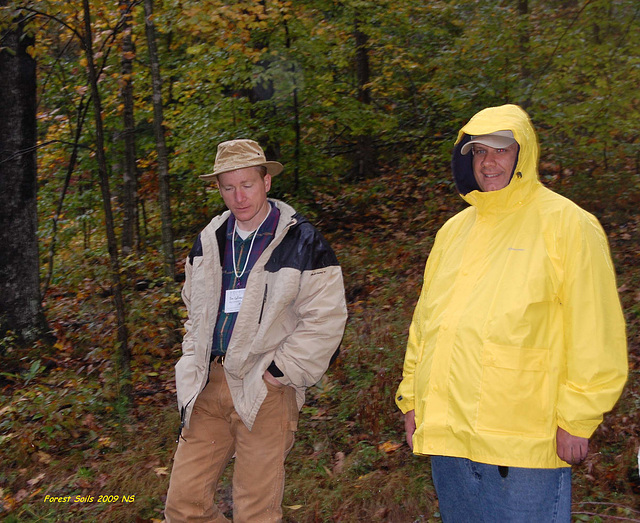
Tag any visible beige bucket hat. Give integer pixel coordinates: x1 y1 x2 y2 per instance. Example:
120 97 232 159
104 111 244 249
200 139 284 180
460 130 516 155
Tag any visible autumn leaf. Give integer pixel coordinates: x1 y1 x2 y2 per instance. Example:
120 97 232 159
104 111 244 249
36 451 52 464
378 440 403 454
27 473 45 487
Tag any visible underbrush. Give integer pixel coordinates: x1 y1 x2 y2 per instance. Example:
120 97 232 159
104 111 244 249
1 171 639 521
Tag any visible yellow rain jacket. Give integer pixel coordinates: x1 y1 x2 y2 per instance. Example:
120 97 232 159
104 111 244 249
396 104 627 468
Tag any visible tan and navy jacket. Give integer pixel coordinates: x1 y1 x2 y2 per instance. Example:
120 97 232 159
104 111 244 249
176 199 348 431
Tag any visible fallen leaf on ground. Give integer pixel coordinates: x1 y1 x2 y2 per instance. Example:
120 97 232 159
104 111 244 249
27 473 45 487
378 440 403 454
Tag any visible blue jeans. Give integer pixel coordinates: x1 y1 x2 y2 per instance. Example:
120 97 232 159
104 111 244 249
431 456 571 522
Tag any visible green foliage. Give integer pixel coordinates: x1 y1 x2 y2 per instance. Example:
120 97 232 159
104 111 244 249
21 0 639 295
0 331 19 357
24 359 42 386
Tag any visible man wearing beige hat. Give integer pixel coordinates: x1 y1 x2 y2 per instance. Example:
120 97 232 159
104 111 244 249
165 139 347 522
396 105 627 521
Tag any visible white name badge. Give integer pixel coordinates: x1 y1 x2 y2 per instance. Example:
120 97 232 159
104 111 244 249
225 288 245 313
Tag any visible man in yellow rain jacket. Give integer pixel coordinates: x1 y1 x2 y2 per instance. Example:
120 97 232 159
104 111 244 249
396 104 627 521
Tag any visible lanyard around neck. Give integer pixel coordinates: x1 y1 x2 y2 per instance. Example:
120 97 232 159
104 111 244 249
231 209 270 279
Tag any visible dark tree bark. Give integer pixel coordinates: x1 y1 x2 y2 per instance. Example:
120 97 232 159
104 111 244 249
144 0 175 280
0 7 51 345
284 19 301 193
354 23 372 107
120 0 140 256
244 1 280 163
518 0 532 107
82 0 131 397
351 18 377 180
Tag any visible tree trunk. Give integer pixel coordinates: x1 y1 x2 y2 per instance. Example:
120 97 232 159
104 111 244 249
82 0 131 397
351 18 377 180
284 20 301 193
244 1 280 163
120 0 139 256
42 97 90 297
518 0 532 106
0 6 51 346
144 0 175 280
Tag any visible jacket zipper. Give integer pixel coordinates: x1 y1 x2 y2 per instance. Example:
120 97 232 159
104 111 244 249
258 284 268 324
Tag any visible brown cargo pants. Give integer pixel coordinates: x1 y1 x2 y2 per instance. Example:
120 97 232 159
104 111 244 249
164 361 298 522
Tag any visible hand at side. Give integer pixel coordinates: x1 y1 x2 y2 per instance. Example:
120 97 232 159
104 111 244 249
556 426 588 464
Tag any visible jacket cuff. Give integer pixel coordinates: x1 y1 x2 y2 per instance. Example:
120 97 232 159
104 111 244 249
395 393 415 414
557 415 602 439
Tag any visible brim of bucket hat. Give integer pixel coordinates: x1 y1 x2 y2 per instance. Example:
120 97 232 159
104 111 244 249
199 160 283 180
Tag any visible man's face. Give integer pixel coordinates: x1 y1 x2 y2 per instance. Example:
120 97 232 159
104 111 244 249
217 167 272 230
471 142 519 192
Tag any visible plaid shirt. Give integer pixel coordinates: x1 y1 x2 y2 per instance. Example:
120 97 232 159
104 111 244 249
211 203 280 356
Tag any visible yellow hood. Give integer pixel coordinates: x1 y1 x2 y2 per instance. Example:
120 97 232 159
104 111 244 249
452 104 541 213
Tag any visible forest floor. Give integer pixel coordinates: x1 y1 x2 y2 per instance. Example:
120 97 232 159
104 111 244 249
1 169 639 522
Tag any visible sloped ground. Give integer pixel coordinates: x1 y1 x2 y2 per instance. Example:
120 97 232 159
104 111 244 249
0 170 638 522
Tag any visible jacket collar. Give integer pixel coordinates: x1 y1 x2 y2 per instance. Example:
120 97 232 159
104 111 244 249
207 198 298 238
461 171 540 216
